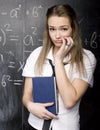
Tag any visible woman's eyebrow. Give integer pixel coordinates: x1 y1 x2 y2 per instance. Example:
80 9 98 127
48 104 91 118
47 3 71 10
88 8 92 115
48 25 69 27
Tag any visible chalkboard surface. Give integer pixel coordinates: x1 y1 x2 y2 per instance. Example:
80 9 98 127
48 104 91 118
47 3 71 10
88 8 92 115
0 0 99 130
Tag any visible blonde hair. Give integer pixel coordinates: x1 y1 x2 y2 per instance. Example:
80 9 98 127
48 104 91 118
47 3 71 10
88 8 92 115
35 4 86 75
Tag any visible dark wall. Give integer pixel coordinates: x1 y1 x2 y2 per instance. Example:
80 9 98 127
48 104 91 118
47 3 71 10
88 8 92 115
0 0 99 130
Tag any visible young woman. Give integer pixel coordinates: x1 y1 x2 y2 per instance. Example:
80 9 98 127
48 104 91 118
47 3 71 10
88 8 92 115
22 4 96 130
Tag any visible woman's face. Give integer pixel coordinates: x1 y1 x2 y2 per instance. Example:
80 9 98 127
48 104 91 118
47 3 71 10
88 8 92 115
48 16 72 47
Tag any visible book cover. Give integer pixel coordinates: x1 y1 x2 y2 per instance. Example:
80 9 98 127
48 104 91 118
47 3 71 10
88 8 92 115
32 76 58 115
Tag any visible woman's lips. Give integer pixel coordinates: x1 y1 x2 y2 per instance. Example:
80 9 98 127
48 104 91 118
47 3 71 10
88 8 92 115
55 40 62 43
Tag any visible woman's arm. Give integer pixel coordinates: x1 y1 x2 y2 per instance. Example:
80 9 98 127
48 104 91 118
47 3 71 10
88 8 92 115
54 37 89 108
22 77 33 109
22 77 58 120
54 60 89 108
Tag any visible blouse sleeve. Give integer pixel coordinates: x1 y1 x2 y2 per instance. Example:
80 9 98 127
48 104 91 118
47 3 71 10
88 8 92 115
72 50 97 87
22 46 42 77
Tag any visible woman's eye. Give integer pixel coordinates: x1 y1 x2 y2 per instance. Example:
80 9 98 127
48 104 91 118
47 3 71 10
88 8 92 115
49 28 55 31
61 28 68 31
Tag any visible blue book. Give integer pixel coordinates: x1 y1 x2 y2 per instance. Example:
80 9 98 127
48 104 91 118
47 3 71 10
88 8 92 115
32 76 58 115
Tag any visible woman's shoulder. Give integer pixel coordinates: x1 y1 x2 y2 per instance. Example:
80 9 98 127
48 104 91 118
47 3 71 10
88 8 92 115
83 48 95 57
28 46 42 58
25 46 42 63
83 48 97 64
31 46 42 55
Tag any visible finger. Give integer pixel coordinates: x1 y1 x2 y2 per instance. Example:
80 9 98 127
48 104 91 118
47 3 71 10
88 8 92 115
45 110 59 119
43 114 52 120
68 37 74 47
67 37 72 45
65 37 74 48
69 37 74 44
42 111 53 120
62 37 67 44
66 43 71 47
43 102 54 107
43 117 50 120
63 37 71 47
61 37 67 48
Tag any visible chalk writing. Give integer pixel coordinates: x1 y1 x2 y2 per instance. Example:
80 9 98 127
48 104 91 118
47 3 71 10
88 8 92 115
8 61 15 68
4 24 12 31
8 59 24 72
13 80 23 85
1 75 12 87
8 51 15 57
0 53 4 62
1 74 23 87
32 5 43 17
32 26 37 35
9 35 19 41
18 61 25 72
10 4 21 18
1 12 7 16
23 35 34 46
84 31 98 49
90 32 98 48
0 28 6 46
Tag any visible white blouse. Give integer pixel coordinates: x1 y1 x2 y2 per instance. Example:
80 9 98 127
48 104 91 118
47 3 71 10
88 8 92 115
22 46 96 130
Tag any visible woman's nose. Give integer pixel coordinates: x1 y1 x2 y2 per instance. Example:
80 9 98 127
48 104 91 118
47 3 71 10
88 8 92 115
55 31 61 38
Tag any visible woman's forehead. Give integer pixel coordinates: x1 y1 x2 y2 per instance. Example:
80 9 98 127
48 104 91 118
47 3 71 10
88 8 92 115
48 16 71 27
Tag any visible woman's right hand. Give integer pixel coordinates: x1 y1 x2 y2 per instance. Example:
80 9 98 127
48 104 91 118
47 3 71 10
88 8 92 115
54 37 74 63
27 101 58 120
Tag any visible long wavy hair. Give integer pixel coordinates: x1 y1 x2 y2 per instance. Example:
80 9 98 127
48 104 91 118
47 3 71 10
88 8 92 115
35 4 85 75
